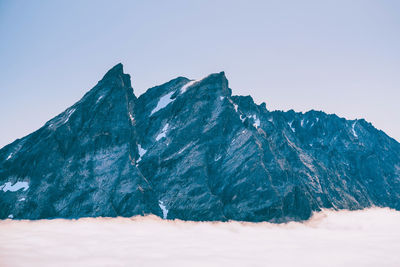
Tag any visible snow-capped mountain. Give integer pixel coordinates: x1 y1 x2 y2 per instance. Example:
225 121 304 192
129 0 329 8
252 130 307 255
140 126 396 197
1 63 400 222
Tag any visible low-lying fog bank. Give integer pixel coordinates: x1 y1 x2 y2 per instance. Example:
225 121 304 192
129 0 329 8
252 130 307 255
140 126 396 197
0 208 399 267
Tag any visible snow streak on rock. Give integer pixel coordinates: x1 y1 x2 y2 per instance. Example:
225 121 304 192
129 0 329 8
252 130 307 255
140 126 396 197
0 181 29 192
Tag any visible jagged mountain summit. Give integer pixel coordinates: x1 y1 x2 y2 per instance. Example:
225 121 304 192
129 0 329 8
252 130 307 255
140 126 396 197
1 63 400 222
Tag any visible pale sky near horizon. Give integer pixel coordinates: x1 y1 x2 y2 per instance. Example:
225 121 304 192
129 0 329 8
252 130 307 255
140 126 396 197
0 0 399 148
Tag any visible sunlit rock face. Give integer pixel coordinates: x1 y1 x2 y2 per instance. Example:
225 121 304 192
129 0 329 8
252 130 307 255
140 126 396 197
1 63 400 222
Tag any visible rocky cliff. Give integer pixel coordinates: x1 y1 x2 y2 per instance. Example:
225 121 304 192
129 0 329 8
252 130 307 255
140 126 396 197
1 64 400 222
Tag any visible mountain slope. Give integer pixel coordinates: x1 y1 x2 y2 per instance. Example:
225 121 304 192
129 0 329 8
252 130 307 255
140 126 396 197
0 64 160 219
1 64 400 222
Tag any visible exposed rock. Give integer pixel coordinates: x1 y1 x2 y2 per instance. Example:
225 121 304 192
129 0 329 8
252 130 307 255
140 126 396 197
1 64 400 222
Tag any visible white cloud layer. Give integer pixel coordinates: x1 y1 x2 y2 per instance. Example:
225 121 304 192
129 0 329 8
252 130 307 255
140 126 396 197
0 208 400 267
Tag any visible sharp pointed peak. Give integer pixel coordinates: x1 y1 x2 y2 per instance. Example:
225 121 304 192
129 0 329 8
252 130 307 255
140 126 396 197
103 63 125 79
97 62 133 91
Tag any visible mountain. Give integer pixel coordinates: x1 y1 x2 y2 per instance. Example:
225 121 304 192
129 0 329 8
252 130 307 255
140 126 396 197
1 64 400 222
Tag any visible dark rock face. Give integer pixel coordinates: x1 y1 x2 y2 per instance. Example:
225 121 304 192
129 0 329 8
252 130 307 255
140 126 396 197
1 64 400 222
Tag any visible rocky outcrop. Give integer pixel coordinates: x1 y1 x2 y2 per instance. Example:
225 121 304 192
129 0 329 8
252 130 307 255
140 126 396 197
1 64 399 222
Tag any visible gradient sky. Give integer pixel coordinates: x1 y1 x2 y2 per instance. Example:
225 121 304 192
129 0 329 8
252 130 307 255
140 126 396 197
0 0 399 148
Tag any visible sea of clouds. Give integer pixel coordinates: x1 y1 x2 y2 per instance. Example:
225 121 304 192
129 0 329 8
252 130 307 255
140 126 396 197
0 208 399 267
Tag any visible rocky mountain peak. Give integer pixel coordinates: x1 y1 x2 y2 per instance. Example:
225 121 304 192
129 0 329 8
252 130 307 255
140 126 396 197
1 65 399 222
98 63 132 90
102 62 124 79
194 71 229 95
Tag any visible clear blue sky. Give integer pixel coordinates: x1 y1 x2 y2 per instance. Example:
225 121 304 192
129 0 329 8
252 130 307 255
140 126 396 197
1 0 399 147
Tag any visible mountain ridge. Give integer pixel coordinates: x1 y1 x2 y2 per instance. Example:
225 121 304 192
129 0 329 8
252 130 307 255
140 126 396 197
1 63 399 222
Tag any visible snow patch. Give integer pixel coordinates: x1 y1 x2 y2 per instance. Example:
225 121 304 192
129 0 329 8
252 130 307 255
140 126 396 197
268 117 273 123
7 214 13 219
96 95 104 104
1 181 29 192
63 108 75 124
219 96 224 101
136 144 147 163
177 143 192 155
301 119 305 127
6 153 13 161
250 114 260 128
19 198 26 202
228 98 239 113
180 80 198 94
129 113 134 123
233 103 238 112
288 121 295 132
158 200 169 219
150 92 175 116
352 121 358 138
156 123 169 141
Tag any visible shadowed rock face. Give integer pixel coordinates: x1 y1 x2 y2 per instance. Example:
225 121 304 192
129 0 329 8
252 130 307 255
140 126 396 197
1 64 400 222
